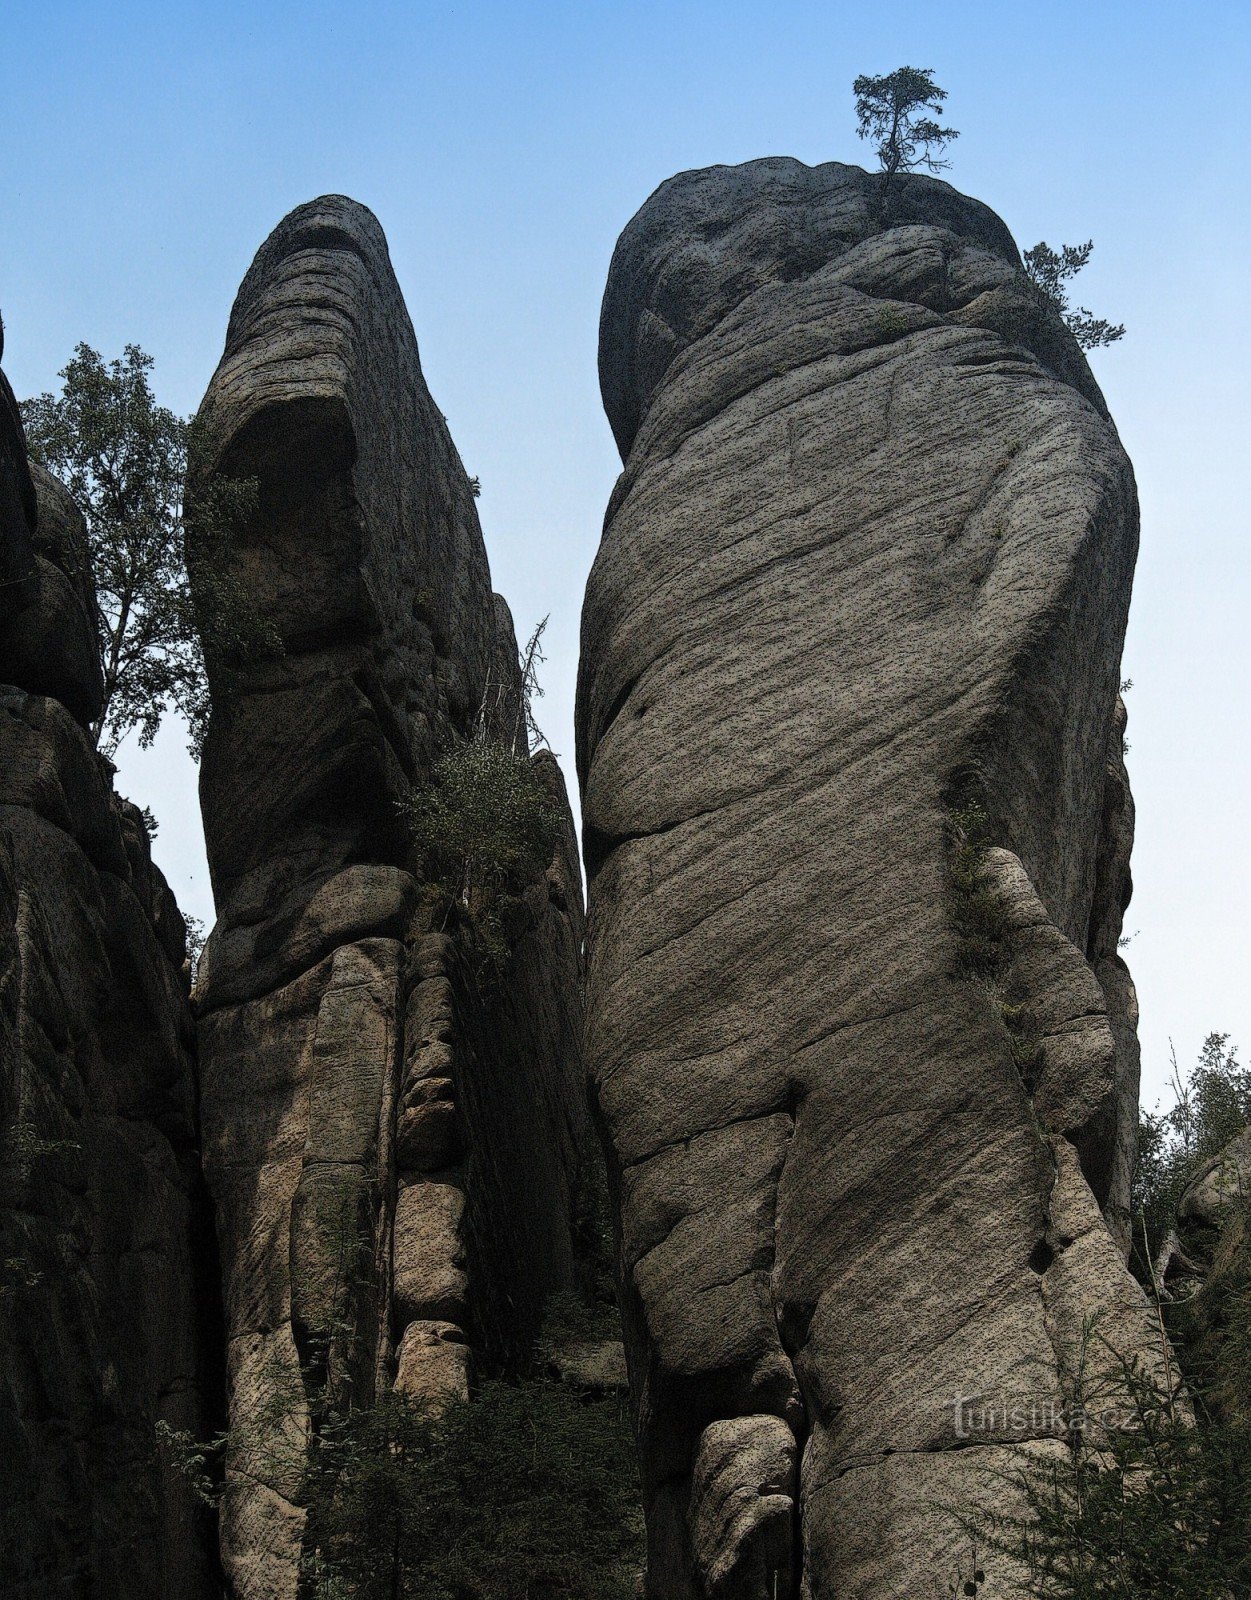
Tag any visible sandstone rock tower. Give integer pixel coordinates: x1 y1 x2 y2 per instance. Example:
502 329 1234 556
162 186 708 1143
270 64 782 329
578 159 1153 1598
189 197 590 1598
0 336 215 1596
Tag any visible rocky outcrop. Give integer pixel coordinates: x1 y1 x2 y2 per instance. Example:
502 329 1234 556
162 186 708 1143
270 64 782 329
579 159 1155 1598
189 197 589 1599
1179 1125 1251 1230
0 351 215 1596
1158 1124 1251 1425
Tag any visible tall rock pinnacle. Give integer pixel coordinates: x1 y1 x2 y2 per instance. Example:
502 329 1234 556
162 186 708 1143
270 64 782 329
189 196 591 1598
578 158 1154 1597
1 352 215 1595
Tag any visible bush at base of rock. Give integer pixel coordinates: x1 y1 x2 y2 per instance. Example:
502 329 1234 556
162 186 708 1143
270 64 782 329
301 1379 643 1600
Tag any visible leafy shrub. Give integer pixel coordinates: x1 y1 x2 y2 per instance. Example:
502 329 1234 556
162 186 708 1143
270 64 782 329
299 1380 641 1600
537 1289 622 1353
1133 1033 1250 1273
402 613 561 972
408 739 559 904
951 1318 1251 1600
160 1340 642 1599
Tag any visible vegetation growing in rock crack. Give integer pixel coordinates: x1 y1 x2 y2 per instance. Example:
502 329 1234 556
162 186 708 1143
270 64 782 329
946 1029 1251 1598
20 341 281 759
853 66 959 188
403 618 560 968
297 1379 641 1599
1022 241 1126 350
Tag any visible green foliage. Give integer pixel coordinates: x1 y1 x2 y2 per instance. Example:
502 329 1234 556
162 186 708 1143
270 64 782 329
953 1045 1251 1600
948 802 1007 982
20 342 278 758
156 1195 639 1596
404 735 560 974
404 617 560 969
0 1110 78 1191
1022 242 1125 351
875 305 912 341
1174 1213 1251 1427
299 1382 642 1600
1134 1034 1250 1271
0 1255 43 1304
953 1320 1251 1599
407 738 560 905
183 913 206 986
154 1418 221 1506
537 1288 621 1354
853 66 958 183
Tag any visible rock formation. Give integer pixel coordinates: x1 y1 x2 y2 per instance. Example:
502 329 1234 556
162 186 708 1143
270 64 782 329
1179 1124 1251 1233
579 159 1156 1598
0 338 216 1596
188 196 590 1598
1163 1120 1251 1423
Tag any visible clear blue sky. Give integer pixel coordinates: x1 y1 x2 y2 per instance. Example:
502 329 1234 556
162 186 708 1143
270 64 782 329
3 0 1247 1104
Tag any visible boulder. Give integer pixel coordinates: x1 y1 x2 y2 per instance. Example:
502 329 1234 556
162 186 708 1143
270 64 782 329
579 158 1156 1598
1180 1125 1251 1228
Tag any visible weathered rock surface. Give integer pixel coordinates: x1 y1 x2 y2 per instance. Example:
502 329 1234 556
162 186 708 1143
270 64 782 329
0 355 215 1596
579 159 1155 1598
190 196 590 1598
0 465 105 727
1179 1124 1251 1229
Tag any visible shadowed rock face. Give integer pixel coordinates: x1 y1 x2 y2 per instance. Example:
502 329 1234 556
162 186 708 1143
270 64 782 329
190 196 590 1599
579 159 1151 1598
0 360 216 1596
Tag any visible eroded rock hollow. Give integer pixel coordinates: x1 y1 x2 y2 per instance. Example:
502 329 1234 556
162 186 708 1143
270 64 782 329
188 196 591 1598
578 159 1154 1598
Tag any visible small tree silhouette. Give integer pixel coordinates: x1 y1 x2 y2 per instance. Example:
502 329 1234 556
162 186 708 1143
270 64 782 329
853 66 959 188
1023 241 1126 350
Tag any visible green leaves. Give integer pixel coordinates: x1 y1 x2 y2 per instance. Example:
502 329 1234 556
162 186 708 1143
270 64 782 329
300 1382 642 1599
1023 242 1126 349
21 344 192 755
19 343 274 759
951 1318 1251 1600
853 66 959 181
1134 1033 1250 1271
407 739 559 902
403 735 560 974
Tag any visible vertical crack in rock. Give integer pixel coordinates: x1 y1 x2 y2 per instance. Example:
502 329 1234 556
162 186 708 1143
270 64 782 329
189 195 591 1599
578 158 1159 1598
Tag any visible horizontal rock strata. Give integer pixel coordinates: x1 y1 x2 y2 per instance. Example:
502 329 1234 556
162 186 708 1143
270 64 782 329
579 158 1155 1598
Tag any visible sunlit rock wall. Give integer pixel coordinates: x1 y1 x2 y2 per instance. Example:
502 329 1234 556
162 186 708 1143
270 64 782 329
579 158 1153 1599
